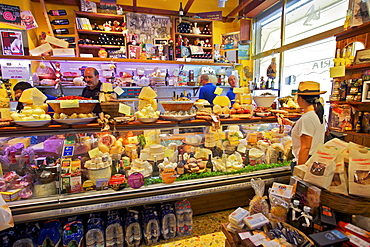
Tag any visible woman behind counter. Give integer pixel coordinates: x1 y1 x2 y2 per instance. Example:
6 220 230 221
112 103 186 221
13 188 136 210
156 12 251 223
282 81 326 169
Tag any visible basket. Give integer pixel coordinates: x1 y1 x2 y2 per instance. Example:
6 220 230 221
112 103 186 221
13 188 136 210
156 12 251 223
269 218 314 245
160 101 195 112
101 101 123 118
320 189 370 217
47 100 98 115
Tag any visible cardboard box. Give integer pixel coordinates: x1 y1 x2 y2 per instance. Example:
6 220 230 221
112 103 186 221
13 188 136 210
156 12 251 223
1 189 21 201
309 230 348 246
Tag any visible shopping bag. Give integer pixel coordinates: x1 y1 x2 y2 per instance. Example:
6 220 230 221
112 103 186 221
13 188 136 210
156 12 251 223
0 195 14 231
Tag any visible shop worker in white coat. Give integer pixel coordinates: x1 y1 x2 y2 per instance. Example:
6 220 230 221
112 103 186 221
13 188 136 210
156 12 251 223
281 81 326 170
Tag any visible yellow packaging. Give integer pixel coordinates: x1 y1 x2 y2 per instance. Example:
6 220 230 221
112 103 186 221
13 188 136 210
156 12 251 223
1 189 21 201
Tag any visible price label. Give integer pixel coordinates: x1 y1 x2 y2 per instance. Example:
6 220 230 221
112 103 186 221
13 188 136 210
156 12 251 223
214 87 223 95
164 149 174 158
62 145 74 157
60 100 79 108
128 136 138 144
233 88 244 93
102 82 113 92
88 147 100 158
118 103 131 116
114 87 124 96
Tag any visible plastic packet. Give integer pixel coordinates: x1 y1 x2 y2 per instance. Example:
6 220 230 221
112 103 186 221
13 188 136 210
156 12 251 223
269 189 290 222
249 178 269 216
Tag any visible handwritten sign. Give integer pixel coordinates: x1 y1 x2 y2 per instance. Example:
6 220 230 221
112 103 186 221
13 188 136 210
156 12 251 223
88 147 100 158
214 87 223 95
114 86 124 96
102 82 113 92
195 11 222 20
118 103 131 116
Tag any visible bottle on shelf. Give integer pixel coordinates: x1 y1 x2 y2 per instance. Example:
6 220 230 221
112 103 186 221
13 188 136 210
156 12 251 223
206 154 213 173
48 10 67 16
355 111 363 133
51 19 70 25
298 206 313 235
179 2 184 17
53 28 69 35
177 154 185 176
119 160 126 176
189 147 195 160
271 79 275 89
152 155 159 177
111 159 118 176
9 151 17 172
165 69 170 86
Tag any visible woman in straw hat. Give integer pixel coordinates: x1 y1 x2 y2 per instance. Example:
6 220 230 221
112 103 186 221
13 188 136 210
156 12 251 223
281 81 326 170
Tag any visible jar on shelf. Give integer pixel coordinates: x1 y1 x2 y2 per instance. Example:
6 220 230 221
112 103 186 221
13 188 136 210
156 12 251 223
354 93 362 102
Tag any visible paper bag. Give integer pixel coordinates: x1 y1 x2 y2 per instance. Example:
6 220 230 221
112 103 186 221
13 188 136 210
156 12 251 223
0 195 14 231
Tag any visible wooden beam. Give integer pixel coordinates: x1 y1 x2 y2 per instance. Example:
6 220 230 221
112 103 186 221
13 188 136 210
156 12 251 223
133 0 137 12
242 0 281 18
122 5 194 17
225 0 254 22
184 0 195 15
39 0 55 37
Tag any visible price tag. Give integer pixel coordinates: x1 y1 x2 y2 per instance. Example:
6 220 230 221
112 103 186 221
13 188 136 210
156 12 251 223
128 136 138 144
99 92 106 102
102 83 113 92
118 103 131 116
233 88 244 93
114 86 124 96
62 145 74 157
88 147 100 158
65 135 76 145
60 100 79 108
61 159 71 168
164 148 174 158
214 87 223 95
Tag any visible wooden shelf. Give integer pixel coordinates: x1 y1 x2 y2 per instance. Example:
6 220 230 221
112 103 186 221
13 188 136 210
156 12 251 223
335 22 370 41
0 55 237 66
79 44 123 49
75 11 125 19
327 101 370 105
175 32 212 38
77 30 124 36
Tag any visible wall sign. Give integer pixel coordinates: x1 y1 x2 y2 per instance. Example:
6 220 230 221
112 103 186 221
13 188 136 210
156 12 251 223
0 4 20 25
195 11 222 20
0 60 29 79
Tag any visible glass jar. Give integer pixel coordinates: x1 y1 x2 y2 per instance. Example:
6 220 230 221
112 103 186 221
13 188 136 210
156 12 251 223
355 93 362 102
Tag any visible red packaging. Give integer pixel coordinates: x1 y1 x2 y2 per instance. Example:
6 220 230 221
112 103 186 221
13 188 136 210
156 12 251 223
338 221 370 243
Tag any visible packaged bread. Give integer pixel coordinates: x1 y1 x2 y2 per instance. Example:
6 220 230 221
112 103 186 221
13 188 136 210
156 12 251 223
304 144 338 190
348 148 370 198
249 178 269 216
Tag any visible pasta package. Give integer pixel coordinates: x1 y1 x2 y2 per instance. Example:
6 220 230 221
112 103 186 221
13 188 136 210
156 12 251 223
328 153 348 195
304 144 338 190
348 148 370 198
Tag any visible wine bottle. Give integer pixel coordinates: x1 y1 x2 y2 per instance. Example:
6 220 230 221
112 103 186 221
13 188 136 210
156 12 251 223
289 200 301 228
9 151 17 172
355 111 362 133
206 154 213 172
177 154 184 176
53 28 69 35
165 69 170 86
152 155 159 177
111 159 118 176
179 2 184 16
51 19 69 25
48 10 67 16
119 160 126 176
299 206 313 235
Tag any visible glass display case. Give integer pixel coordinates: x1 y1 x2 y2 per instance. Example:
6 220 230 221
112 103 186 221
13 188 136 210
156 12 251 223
0 119 292 224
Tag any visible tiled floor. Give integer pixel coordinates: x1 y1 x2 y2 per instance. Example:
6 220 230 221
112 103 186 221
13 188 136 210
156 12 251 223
149 209 235 247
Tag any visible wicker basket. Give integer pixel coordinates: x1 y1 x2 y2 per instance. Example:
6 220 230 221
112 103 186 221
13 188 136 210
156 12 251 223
320 190 370 217
47 100 98 115
160 101 194 112
100 101 123 118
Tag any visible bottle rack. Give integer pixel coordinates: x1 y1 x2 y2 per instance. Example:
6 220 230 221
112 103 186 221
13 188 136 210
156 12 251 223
173 18 214 62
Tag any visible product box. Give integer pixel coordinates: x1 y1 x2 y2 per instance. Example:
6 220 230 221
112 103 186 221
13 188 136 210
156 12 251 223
309 230 349 246
293 179 321 214
341 230 370 247
337 221 370 242
1 189 21 201
243 213 269 230
229 207 250 225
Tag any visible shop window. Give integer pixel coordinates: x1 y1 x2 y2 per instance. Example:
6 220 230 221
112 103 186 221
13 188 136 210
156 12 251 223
284 0 348 45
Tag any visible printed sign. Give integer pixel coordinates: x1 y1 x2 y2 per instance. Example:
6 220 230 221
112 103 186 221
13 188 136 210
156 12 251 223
196 11 222 20
1 31 24 56
0 60 29 79
128 172 145 189
21 10 38 30
0 4 21 25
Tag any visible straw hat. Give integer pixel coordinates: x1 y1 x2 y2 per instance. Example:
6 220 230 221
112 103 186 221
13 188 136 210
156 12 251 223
293 81 327 95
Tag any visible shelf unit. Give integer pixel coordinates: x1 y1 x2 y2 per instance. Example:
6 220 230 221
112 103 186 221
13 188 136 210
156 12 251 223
74 11 126 57
173 17 214 62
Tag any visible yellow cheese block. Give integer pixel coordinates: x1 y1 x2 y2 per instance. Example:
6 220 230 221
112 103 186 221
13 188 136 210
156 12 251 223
19 88 47 105
8 137 31 148
213 96 230 107
139 87 157 100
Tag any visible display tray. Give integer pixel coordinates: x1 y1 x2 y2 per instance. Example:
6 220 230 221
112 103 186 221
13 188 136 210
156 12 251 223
230 114 253 119
160 115 196 121
53 117 97 125
14 120 51 127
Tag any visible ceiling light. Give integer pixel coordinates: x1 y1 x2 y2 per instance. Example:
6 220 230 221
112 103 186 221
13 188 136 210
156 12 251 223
218 0 228 8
